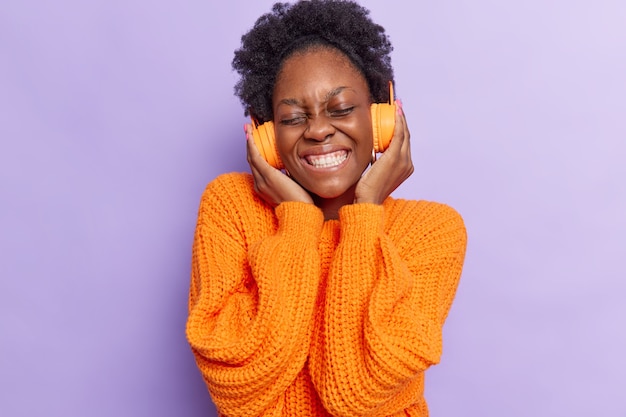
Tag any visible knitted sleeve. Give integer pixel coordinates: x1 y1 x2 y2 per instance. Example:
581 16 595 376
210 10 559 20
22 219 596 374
186 174 324 417
309 201 467 416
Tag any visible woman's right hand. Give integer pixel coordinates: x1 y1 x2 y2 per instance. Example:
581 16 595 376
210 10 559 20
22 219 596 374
246 124 314 207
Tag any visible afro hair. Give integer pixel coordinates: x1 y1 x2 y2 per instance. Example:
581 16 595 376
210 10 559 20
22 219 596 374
232 0 394 123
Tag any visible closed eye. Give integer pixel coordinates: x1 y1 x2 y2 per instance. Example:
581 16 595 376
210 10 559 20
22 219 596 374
329 107 354 117
279 115 307 126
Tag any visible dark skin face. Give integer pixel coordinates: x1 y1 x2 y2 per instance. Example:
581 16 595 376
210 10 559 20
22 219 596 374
272 47 375 213
245 46 413 220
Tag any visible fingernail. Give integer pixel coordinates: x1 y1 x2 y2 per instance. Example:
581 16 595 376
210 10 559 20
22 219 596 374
396 99 403 109
244 124 249 141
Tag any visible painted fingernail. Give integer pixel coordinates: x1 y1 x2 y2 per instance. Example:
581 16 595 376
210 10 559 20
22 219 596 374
243 124 249 141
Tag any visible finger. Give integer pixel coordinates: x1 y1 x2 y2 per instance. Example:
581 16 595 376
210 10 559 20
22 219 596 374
383 101 408 156
385 103 413 178
246 125 260 161
246 128 271 189
396 102 412 155
246 128 276 175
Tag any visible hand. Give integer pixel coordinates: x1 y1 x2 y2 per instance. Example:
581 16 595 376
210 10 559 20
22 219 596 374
245 124 314 207
354 102 414 205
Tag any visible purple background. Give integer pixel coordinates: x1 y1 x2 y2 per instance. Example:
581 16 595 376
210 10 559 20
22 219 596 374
1 1 625 416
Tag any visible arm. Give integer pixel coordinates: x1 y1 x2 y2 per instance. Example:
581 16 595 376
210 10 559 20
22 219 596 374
310 201 467 416
186 175 324 416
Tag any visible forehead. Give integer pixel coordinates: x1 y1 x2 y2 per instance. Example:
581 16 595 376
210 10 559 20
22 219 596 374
273 47 369 99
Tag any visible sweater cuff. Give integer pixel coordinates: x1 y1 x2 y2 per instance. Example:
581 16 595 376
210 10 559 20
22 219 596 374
338 203 385 241
275 202 324 240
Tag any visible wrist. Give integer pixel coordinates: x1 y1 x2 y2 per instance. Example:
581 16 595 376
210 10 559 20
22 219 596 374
339 203 384 232
354 193 384 205
275 202 324 239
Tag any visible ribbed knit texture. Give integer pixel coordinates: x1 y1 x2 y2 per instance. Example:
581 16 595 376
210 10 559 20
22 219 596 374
186 173 467 417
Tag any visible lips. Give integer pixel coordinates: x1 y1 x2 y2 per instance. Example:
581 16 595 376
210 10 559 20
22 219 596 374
304 150 348 168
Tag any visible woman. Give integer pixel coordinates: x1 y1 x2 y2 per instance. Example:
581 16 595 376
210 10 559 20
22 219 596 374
186 1 467 416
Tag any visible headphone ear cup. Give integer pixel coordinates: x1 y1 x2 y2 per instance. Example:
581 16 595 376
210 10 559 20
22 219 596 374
250 121 284 169
370 102 396 153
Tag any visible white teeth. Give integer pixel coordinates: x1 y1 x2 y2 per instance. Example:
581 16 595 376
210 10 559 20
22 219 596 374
306 151 347 168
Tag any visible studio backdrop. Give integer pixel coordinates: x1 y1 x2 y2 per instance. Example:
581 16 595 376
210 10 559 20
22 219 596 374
1 1 625 416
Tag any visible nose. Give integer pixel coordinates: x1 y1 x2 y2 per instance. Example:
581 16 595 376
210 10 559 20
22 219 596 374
303 114 335 142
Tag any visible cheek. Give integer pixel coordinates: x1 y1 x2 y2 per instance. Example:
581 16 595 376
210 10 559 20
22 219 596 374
353 115 375 151
354 106 374 136
274 129 301 160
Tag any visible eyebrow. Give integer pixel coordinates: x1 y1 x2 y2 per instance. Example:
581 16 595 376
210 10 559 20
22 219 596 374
325 86 350 100
277 86 351 107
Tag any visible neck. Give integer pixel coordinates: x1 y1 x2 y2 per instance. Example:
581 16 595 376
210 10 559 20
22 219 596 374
311 185 356 221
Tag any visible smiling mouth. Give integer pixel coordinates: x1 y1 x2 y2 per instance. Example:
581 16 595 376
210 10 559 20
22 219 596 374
304 150 348 168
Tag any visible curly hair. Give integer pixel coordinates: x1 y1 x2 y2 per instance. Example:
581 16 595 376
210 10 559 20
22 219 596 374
232 0 394 123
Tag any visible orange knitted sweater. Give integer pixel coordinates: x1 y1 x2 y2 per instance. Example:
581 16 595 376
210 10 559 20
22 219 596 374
186 173 467 417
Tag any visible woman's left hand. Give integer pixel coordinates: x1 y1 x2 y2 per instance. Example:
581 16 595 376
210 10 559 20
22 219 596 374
354 101 414 205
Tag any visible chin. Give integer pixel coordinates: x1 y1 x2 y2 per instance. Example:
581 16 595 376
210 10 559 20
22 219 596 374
306 182 357 201
289 165 363 201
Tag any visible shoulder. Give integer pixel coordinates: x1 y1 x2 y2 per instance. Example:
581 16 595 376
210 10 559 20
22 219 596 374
202 172 253 198
383 198 466 246
196 172 272 225
199 172 261 207
384 198 464 227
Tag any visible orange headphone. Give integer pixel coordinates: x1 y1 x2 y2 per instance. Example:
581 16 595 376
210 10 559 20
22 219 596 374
250 82 396 169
